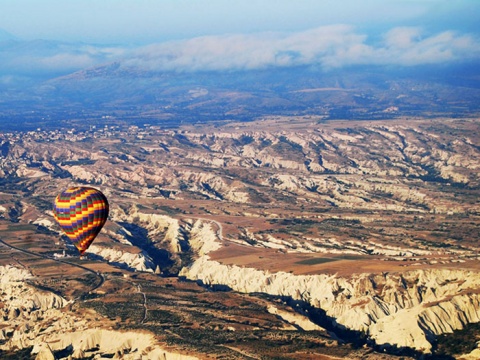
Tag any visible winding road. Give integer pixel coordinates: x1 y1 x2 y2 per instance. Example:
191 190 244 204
0 237 104 297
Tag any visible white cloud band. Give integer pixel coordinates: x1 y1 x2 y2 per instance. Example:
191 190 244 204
1 25 478 76
122 25 480 72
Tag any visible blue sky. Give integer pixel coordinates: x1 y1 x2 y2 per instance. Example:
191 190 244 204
0 0 478 44
0 0 479 77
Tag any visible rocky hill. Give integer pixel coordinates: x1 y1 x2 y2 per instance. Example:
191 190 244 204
0 117 479 358
2 61 480 132
0 265 197 360
181 257 480 354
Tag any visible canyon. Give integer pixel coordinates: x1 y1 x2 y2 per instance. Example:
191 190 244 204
0 116 479 359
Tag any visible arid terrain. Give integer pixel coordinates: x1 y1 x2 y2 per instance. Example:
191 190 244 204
0 116 479 359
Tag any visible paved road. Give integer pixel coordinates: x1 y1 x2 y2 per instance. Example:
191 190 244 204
135 283 148 324
0 237 104 297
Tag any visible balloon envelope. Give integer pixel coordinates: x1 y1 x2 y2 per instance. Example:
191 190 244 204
53 187 109 254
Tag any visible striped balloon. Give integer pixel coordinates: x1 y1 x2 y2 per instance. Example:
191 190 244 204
53 187 109 254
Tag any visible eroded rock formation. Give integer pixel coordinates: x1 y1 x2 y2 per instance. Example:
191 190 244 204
180 258 480 353
0 265 197 359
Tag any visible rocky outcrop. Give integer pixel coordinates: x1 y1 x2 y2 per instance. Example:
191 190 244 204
459 344 480 360
180 258 480 354
187 219 221 256
30 329 198 360
4 121 479 213
267 305 324 331
2 116 480 357
112 207 222 267
1 265 70 352
113 206 183 255
88 244 156 272
0 265 197 359
64 164 109 184
1 267 66 319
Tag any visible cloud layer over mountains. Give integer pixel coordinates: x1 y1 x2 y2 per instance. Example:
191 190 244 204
1 25 479 79
124 26 480 72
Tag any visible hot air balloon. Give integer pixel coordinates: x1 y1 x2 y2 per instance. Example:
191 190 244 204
53 187 109 255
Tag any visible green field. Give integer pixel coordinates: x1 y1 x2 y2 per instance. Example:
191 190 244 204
295 255 365 265
5 224 37 232
295 257 338 265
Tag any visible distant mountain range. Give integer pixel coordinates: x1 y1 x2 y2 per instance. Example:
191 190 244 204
0 35 479 130
0 28 16 41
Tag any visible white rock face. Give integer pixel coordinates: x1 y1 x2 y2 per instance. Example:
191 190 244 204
15 164 48 178
0 265 197 359
0 264 33 282
460 346 480 360
64 164 109 184
0 268 66 324
32 217 57 231
88 244 156 272
180 258 480 353
30 329 198 360
188 220 221 256
112 207 223 267
114 206 183 254
34 344 55 360
0 265 69 352
267 305 323 331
